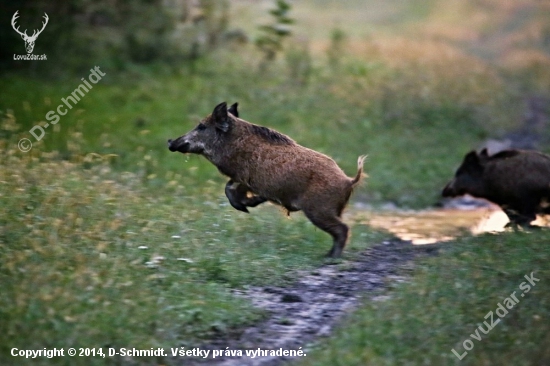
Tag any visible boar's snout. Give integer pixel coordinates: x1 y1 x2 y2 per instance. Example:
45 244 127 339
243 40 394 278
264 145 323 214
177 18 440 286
442 180 457 197
167 139 178 152
167 138 190 153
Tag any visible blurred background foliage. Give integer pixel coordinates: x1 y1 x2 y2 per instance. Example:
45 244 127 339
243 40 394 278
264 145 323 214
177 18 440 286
1 0 549 207
0 0 232 74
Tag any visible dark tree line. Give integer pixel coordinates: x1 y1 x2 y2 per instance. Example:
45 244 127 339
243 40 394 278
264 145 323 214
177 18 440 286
0 0 230 75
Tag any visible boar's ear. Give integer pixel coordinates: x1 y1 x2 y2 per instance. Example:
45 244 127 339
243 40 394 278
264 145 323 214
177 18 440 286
478 148 490 162
213 102 231 132
464 150 480 165
228 103 239 117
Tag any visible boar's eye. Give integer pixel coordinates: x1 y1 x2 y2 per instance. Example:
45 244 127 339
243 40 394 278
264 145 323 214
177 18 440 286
196 123 207 131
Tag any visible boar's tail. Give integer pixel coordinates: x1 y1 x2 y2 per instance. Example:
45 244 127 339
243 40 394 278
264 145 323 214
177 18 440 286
350 155 367 187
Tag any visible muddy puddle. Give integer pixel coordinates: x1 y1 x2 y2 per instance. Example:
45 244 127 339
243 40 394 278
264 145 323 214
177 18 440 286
179 204 545 366
357 206 509 245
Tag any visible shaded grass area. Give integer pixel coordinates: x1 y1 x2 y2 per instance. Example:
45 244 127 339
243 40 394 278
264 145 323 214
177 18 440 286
300 230 550 366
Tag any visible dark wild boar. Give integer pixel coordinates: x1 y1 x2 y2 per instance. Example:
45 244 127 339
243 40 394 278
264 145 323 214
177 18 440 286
442 148 550 225
167 102 366 257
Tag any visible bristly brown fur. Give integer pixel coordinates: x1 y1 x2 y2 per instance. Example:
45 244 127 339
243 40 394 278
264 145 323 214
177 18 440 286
489 149 550 162
249 124 294 145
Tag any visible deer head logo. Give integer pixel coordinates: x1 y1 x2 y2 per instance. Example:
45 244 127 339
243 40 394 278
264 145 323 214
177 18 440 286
11 11 49 54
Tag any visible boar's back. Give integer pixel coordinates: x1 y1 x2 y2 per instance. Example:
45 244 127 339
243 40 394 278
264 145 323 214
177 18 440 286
249 124 294 145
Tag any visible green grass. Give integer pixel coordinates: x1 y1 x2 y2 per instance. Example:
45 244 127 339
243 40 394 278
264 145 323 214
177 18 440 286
1 0 550 364
0 129 384 365
299 230 550 366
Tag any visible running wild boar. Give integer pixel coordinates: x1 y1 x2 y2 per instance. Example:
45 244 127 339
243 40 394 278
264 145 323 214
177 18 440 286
442 148 550 225
168 102 366 257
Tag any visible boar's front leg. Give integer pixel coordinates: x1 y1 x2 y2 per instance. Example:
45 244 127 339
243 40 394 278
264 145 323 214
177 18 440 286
225 180 249 213
245 195 268 208
225 180 267 213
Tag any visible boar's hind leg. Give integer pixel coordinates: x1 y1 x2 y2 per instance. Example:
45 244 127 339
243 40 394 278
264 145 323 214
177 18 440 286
225 180 267 213
303 209 349 258
503 197 538 226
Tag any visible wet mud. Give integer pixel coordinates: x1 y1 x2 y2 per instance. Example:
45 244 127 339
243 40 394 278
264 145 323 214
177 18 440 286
181 238 440 366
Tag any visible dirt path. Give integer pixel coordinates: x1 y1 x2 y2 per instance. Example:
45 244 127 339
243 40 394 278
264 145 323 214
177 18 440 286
178 237 441 365
174 206 512 365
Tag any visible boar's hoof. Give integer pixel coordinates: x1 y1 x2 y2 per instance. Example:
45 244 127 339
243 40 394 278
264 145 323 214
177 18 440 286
503 209 536 228
230 202 250 213
504 221 539 230
326 246 343 258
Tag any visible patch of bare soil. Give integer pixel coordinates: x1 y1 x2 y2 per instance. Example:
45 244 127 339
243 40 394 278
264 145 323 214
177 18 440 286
177 239 440 366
